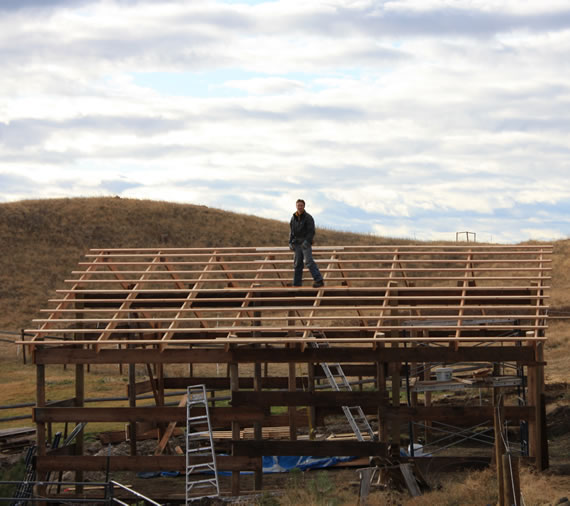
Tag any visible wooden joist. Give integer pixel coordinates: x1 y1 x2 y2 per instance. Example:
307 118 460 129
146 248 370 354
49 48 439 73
36 455 259 472
32 344 539 364
24 244 551 349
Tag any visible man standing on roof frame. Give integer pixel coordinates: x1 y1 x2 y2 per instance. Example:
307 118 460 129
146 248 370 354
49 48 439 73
289 199 324 288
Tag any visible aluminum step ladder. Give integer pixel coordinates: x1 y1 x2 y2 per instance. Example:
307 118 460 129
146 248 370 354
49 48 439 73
311 340 375 441
11 445 36 506
185 385 220 504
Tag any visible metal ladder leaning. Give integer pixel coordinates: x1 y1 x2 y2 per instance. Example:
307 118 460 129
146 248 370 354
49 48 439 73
11 445 36 506
185 384 220 504
311 340 375 441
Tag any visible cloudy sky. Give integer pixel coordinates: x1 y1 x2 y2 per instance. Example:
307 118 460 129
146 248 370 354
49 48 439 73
1 0 569 243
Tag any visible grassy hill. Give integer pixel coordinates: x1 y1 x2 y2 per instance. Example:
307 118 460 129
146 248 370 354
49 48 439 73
0 197 568 360
0 197 408 330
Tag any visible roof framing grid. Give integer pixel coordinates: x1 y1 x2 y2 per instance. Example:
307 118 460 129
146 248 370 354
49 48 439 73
25 244 552 350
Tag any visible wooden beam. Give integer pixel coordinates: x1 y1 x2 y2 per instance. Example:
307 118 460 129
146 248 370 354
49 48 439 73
34 407 264 424
33 345 538 365
231 390 388 408
315 405 534 423
231 440 387 457
36 455 259 473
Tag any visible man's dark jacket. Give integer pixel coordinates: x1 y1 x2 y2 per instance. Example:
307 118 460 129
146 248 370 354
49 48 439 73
289 211 316 245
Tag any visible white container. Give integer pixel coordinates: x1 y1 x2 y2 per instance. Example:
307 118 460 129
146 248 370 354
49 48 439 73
408 443 430 457
435 367 453 381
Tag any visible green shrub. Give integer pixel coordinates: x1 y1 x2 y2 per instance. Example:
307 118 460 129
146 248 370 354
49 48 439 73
0 457 27 501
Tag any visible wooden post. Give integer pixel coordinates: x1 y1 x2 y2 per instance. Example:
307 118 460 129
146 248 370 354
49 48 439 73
390 286 401 454
527 336 546 470
36 364 46 456
253 310 263 490
493 387 505 506
390 360 401 453
75 361 85 487
156 363 166 446
423 363 432 442
308 361 316 440
35 363 47 504
377 360 387 444
535 342 547 470
287 310 297 441
288 361 297 441
128 361 137 456
230 361 240 496
75 296 85 493
21 329 27 365
502 454 521 506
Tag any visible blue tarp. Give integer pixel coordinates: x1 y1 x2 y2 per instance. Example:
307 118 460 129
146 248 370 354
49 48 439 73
262 455 356 473
137 455 357 479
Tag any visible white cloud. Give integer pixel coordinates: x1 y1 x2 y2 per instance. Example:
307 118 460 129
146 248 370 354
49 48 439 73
224 77 305 95
0 0 569 242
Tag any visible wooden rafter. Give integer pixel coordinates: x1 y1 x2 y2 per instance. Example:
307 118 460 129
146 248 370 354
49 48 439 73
94 255 163 352
24 245 552 351
158 252 219 352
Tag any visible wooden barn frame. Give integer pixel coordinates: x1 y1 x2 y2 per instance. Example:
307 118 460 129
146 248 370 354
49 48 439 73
25 244 551 500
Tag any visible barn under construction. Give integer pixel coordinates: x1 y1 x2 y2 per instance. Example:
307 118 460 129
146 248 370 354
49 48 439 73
25 244 551 502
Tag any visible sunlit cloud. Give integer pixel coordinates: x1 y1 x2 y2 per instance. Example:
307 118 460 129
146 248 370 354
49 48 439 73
0 0 569 242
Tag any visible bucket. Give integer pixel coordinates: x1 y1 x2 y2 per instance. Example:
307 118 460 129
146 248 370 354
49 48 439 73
435 367 452 381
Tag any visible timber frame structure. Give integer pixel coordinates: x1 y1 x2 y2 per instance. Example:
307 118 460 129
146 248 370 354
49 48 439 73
25 244 551 499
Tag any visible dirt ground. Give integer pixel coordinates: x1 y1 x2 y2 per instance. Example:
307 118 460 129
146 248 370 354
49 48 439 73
2 380 568 506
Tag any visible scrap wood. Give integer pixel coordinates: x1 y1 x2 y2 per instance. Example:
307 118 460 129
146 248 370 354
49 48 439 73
212 426 291 440
454 377 475 384
154 394 187 455
363 457 430 497
472 368 493 378
0 427 36 439
326 432 361 440
399 463 421 497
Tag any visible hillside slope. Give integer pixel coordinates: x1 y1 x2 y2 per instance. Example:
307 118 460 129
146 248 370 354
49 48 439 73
0 197 401 329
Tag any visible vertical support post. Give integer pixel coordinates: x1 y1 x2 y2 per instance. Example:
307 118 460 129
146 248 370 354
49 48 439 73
157 363 165 406
502 454 520 506
74 294 85 494
35 362 48 504
493 387 505 506
288 361 297 440
128 361 137 456
390 360 401 453
188 345 194 378
36 364 46 457
308 361 316 440
377 359 387 444
389 286 400 454
230 360 241 496
537 342 548 470
527 336 547 470
531 342 546 470
156 362 166 446
287 310 297 441
75 360 85 491
21 329 27 365
423 363 432 442
253 310 263 490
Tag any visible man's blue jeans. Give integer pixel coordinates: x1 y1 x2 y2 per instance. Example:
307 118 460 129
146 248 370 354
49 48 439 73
293 242 323 286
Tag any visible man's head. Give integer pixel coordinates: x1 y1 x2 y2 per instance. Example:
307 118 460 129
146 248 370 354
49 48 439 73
296 199 305 214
